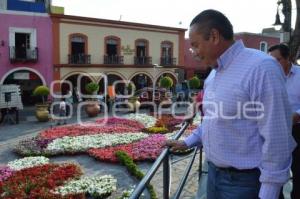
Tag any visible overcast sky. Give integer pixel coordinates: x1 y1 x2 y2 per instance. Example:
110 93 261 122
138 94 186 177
52 0 297 35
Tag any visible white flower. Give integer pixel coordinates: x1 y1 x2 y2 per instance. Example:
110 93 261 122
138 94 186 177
46 133 148 153
123 113 156 128
119 186 145 199
166 132 176 139
53 175 117 197
7 156 49 171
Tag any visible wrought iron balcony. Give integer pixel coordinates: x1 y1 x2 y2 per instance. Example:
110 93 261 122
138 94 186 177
9 46 38 63
68 54 91 64
160 57 177 66
134 56 152 65
104 55 124 64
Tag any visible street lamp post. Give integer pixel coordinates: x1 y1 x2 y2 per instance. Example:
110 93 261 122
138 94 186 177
273 0 292 43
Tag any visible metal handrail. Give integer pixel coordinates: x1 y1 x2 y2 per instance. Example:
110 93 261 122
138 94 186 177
173 147 199 199
129 122 190 199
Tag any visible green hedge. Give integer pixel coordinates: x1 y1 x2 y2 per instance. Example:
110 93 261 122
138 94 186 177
115 151 157 199
144 126 169 134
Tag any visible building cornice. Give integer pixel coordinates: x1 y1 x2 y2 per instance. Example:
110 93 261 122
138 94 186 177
0 10 49 17
50 14 187 33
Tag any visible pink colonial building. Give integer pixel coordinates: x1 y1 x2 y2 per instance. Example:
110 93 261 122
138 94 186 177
184 32 280 79
0 0 52 106
234 32 280 53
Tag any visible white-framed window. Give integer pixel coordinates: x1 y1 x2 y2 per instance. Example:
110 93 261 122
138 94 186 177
9 27 37 59
9 27 37 48
260 41 268 53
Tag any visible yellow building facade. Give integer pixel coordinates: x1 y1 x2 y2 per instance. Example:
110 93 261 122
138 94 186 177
51 14 186 95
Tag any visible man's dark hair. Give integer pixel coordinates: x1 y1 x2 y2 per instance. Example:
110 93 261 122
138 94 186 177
268 44 290 59
190 9 234 40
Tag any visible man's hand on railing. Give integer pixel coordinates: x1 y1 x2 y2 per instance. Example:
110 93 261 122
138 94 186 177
164 140 189 151
184 114 195 125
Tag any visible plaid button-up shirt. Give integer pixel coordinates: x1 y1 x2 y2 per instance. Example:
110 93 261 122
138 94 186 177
185 40 296 199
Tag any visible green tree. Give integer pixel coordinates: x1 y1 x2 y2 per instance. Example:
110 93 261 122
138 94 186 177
159 76 173 89
188 76 201 89
32 86 49 104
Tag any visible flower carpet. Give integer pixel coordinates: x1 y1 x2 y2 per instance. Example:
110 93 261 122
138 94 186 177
4 113 199 198
0 156 117 199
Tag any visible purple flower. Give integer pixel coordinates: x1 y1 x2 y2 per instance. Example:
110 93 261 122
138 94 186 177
0 166 14 182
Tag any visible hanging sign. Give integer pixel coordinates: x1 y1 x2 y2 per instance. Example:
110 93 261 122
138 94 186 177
14 72 30 80
121 45 135 55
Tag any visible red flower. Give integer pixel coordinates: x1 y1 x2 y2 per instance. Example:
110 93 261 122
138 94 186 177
0 163 83 199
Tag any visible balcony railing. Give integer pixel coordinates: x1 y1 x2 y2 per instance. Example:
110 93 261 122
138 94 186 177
129 121 205 199
160 57 177 66
134 56 152 65
104 55 124 64
68 54 91 64
9 46 38 63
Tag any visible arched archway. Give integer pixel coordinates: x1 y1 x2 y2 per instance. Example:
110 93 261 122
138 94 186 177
1 68 45 106
61 73 93 101
129 72 152 90
98 73 125 96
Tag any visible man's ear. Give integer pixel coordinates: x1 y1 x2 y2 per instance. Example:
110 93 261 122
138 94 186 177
210 28 220 45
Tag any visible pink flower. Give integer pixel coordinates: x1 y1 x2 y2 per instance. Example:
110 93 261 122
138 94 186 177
88 134 166 162
0 166 14 182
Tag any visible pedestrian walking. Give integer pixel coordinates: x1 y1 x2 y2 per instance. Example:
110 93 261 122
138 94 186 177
57 98 67 125
269 44 300 199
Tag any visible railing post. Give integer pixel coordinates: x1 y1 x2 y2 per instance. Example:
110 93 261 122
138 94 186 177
129 122 189 199
163 152 171 199
198 148 203 181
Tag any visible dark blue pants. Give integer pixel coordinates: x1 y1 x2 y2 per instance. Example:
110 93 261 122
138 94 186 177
207 162 260 199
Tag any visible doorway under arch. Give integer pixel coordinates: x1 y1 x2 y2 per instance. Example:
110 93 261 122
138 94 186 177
61 74 93 102
98 74 125 96
2 69 45 106
130 73 152 91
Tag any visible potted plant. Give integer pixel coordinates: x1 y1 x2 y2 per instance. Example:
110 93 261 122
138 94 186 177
85 82 100 117
159 76 173 108
32 85 50 122
127 96 140 112
126 82 136 95
125 82 140 111
159 76 173 89
188 76 202 94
